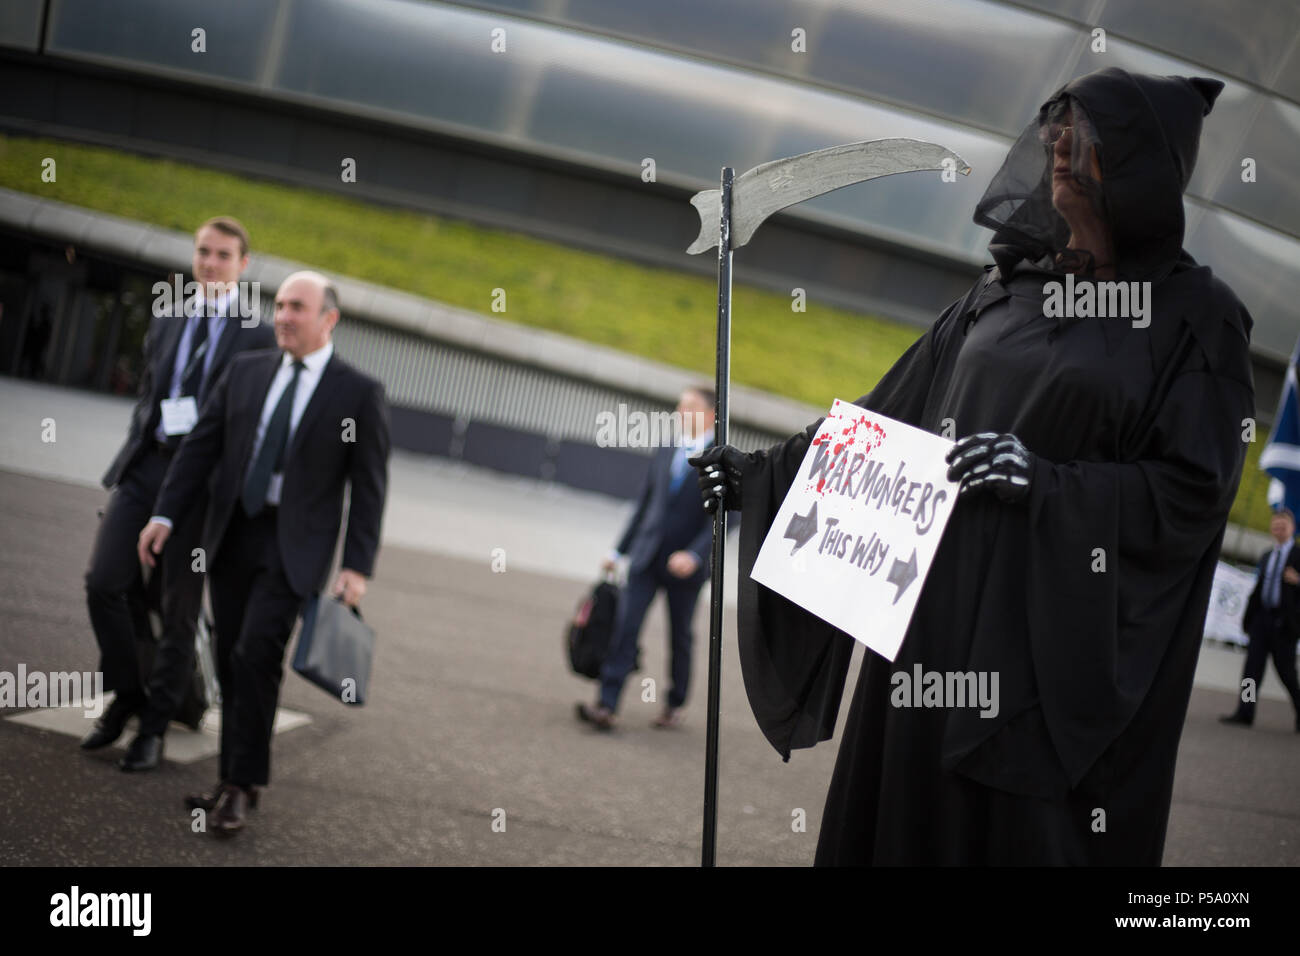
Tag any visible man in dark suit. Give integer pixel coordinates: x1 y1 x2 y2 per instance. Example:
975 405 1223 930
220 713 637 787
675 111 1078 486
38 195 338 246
577 387 716 730
83 216 275 770
1222 507 1300 730
138 270 390 836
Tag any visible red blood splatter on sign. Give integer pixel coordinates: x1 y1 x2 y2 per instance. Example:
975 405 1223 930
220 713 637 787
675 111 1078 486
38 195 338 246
804 405 890 496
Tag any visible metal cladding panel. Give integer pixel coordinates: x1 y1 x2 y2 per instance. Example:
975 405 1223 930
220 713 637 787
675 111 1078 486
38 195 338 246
462 418 550 478
1100 0 1300 89
330 318 784 452
47 0 273 81
554 439 653 498
1206 98 1300 242
388 404 456 457
0 0 44 51
1185 210 1300 361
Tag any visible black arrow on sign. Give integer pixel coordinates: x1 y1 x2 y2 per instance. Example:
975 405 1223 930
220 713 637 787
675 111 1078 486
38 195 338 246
784 501 819 554
887 548 918 604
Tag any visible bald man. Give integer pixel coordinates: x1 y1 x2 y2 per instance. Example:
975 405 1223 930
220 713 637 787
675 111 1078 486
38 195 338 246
138 271 390 836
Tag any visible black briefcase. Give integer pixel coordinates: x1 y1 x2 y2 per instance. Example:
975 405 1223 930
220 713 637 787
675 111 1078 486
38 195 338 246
135 567 209 729
292 594 375 705
566 579 619 679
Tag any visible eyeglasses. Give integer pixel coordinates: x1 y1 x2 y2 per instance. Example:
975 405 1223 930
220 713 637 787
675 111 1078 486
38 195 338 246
1040 123 1073 146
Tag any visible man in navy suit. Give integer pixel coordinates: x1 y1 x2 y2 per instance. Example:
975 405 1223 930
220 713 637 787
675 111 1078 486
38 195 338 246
1221 507 1300 730
578 387 716 730
82 217 275 770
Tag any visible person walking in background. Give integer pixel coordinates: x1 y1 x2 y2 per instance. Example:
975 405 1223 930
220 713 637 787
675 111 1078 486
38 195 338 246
577 387 717 731
82 216 274 770
1221 507 1300 730
137 271 390 836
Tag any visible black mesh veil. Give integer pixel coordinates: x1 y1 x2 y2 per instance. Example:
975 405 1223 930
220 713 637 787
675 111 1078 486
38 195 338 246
975 93 1109 277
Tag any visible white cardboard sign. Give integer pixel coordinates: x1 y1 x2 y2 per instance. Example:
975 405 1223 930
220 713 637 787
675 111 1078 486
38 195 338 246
751 399 959 661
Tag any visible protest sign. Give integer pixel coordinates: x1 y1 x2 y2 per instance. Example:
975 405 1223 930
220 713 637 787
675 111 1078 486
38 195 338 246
751 399 959 661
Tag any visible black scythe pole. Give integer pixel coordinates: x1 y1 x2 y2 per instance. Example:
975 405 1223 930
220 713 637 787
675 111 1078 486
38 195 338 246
686 140 970 867
702 166 733 868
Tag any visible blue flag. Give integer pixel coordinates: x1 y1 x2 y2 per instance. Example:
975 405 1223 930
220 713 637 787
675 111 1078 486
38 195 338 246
1260 335 1300 516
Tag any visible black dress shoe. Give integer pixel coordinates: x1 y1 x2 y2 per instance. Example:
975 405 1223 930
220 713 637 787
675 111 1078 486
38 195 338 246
185 785 224 813
212 786 252 836
79 697 138 750
118 734 163 772
1218 713 1252 727
185 783 260 813
576 701 615 731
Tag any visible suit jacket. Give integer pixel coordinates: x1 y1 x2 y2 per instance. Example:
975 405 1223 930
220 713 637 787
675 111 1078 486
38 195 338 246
1243 539 1300 641
617 445 713 580
153 347 390 598
102 305 275 488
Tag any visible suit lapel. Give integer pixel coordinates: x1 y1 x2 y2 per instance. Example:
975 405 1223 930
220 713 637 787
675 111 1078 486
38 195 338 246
657 446 674 489
204 317 241 383
237 352 285 470
667 438 707 500
152 315 187 403
286 353 341 461
662 446 689 515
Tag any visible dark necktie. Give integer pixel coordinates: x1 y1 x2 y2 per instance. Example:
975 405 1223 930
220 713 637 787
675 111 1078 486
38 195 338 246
241 361 305 517
179 316 210 400
1266 548 1285 608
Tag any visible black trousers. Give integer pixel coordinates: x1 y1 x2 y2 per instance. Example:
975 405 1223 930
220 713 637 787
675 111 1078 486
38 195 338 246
1235 609 1300 723
597 562 705 713
85 446 206 736
208 505 303 787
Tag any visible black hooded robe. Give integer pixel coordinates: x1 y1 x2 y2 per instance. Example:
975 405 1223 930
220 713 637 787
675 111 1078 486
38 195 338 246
734 69 1255 865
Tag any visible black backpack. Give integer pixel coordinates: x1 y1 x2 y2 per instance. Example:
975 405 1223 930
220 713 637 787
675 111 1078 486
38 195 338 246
566 580 620 679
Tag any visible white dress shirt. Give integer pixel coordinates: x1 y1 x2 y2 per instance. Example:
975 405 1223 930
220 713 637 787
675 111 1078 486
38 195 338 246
248 340 334 507
672 428 715 484
152 292 231 442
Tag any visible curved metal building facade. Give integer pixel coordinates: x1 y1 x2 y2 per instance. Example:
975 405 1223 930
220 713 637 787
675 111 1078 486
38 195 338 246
3 0 1295 361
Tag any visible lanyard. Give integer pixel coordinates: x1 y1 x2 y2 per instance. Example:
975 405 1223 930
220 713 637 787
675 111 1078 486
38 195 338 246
175 317 215 396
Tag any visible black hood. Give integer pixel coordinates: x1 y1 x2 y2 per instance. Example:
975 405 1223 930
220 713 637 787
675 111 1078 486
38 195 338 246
975 67 1224 282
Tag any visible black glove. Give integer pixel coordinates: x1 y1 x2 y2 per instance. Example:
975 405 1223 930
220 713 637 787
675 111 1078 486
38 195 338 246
690 445 749 513
944 432 1034 504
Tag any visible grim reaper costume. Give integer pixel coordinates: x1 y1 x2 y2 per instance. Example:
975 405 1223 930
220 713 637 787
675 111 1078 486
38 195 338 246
711 68 1254 864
